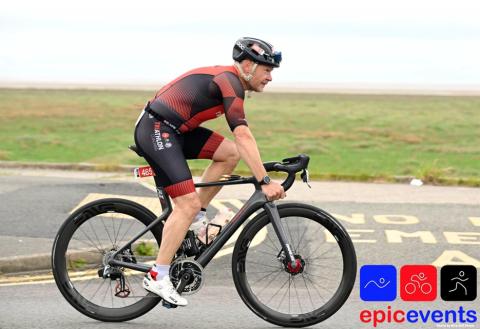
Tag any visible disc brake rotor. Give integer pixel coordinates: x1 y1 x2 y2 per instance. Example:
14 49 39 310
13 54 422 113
169 259 204 295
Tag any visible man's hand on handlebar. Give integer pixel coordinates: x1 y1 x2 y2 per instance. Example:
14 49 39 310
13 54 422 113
261 181 286 201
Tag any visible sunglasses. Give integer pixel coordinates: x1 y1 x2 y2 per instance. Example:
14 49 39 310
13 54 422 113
258 50 282 65
250 44 282 66
271 51 282 65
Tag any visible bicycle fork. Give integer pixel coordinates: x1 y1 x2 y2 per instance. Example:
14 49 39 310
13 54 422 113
264 202 299 269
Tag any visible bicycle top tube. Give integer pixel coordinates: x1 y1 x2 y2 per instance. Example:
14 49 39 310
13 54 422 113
193 154 310 193
129 144 309 193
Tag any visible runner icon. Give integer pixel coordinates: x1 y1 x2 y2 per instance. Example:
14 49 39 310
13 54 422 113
449 271 469 295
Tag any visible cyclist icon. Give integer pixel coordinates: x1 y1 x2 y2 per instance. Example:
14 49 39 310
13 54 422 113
405 272 432 295
448 271 469 295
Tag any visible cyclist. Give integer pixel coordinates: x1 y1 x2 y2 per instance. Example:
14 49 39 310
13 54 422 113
134 37 285 306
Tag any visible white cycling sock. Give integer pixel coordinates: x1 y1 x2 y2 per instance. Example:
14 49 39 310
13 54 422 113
151 264 170 281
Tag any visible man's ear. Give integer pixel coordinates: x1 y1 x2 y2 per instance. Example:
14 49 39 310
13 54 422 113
241 59 253 73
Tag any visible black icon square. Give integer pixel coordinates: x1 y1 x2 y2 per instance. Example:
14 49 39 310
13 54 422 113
441 265 477 301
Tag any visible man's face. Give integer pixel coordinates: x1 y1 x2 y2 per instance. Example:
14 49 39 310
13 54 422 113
249 64 273 92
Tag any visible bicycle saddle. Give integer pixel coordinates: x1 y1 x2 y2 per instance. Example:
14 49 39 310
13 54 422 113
128 145 144 157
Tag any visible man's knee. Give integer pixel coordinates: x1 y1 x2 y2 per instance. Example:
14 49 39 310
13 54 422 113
222 140 240 165
213 139 240 165
173 193 202 216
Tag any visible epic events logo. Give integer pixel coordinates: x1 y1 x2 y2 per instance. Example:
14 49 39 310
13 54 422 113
359 264 477 327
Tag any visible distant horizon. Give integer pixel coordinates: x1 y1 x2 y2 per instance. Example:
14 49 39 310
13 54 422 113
2 80 480 96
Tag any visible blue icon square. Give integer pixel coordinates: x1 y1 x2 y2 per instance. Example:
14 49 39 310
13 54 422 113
360 265 397 301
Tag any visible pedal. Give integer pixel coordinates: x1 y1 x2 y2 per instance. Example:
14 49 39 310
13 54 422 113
161 300 178 309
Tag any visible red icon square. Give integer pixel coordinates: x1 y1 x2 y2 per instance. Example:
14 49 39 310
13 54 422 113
400 265 437 301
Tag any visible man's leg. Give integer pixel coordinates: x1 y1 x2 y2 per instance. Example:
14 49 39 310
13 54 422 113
197 139 240 208
155 192 201 264
143 192 200 306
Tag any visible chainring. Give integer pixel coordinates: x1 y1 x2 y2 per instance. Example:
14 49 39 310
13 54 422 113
169 259 204 295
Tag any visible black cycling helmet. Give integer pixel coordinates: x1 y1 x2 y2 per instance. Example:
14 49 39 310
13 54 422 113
232 37 282 68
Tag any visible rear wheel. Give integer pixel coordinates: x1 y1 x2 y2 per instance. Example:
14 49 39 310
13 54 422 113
52 198 162 322
232 203 356 327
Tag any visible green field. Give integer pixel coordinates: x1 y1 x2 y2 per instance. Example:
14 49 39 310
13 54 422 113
0 89 479 186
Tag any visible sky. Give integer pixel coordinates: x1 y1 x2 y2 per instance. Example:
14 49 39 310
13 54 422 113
1 0 480 88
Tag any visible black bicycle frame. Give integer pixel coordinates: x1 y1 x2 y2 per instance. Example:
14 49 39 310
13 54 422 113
108 177 298 274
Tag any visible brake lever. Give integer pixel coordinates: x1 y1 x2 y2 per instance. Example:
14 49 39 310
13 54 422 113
301 169 311 188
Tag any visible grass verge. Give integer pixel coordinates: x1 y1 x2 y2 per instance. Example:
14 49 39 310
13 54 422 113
1 89 479 186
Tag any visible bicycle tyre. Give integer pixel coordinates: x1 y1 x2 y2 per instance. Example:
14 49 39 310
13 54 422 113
52 198 163 322
232 203 356 327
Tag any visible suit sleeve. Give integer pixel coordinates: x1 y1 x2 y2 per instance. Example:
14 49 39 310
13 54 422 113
212 72 248 131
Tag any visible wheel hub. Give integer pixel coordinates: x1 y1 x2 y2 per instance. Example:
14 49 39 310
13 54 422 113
283 255 305 275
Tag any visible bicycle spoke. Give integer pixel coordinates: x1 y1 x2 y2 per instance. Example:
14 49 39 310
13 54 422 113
291 276 303 314
249 269 282 287
90 278 107 301
300 273 315 310
100 216 115 247
302 273 327 304
88 219 108 251
284 219 296 253
308 275 335 302
78 227 105 254
111 213 117 247
298 227 323 257
265 231 281 253
265 275 290 305
70 237 104 254
118 220 136 245
246 270 283 274
294 222 309 254
306 262 343 271
277 275 291 311
251 249 278 257
77 278 96 295
256 270 284 297
110 280 114 308
305 242 336 262
247 260 282 270
288 275 291 313
303 271 339 282
114 215 126 246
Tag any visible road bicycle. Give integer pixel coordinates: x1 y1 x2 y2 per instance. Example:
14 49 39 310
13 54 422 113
51 146 357 327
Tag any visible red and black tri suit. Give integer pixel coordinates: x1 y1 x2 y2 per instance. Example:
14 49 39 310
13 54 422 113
134 65 247 198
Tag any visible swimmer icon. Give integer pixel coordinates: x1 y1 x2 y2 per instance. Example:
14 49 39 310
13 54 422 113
360 265 397 301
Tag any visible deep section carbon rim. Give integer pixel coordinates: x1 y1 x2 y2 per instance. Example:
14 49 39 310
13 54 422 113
232 205 356 327
52 199 162 321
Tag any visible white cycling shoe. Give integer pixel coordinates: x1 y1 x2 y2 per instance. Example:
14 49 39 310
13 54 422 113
143 273 188 306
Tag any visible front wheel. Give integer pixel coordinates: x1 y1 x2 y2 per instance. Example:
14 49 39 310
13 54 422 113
232 203 356 327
